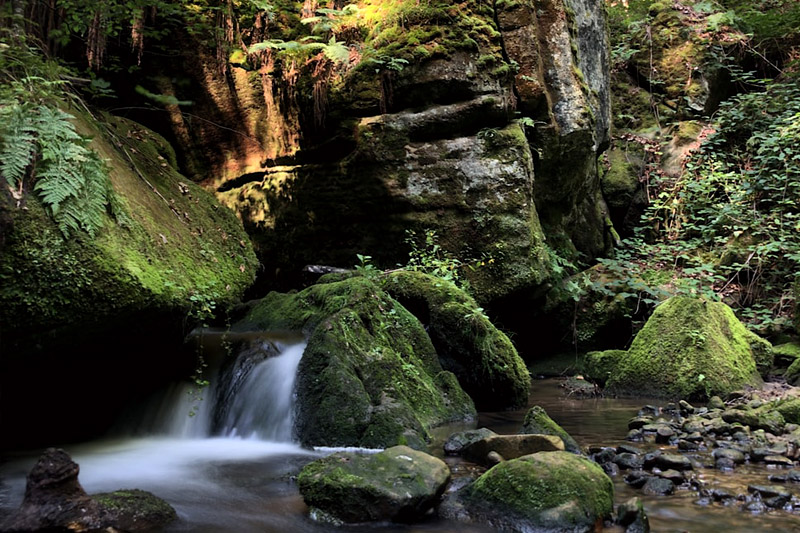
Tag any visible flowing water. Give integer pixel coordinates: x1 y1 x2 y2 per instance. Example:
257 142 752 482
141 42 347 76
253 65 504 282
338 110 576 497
1 339 799 532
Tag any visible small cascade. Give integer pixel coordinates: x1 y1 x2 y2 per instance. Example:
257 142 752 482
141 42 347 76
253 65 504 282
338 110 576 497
217 343 305 440
131 335 306 443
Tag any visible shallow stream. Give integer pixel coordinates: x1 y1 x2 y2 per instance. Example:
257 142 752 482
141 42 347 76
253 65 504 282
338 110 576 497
2 341 799 532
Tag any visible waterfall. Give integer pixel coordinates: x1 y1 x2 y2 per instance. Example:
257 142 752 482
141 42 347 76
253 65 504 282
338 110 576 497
135 336 306 443
217 342 305 440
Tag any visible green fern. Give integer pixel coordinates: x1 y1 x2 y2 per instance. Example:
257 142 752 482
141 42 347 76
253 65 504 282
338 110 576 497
0 101 117 237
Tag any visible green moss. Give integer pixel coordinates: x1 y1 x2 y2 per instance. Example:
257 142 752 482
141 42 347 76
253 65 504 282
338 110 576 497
0 112 256 349
520 406 581 453
242 275 476 448
93 489 177 530
584 349 626 385
381 270 531 410
605 296 767 400
467 451 613 530
602 147 641 209
774 398 800 425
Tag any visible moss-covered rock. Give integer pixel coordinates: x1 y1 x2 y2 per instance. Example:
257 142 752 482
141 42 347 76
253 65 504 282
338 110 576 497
297 446 450 523
601 297 770 400
381 270 531 409
777 343 800 381
585 349 626 386
721 408 785 434
520 406 581 454
774 398 800 425
0 111 256 353
93 489 178 531
240 275 476 448
456 451 614 532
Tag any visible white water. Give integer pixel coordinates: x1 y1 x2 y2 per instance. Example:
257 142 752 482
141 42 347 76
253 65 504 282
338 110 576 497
0 339 322 532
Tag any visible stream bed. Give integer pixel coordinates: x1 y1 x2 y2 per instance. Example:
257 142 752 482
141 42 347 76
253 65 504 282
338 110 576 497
2 376 800 532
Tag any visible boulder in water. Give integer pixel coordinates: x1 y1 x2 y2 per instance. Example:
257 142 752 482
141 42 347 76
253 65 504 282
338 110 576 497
589 296 771 400
443 428 497 456
463 434 564 465
520 405 582 454
441 451 613 532
238 275 478 448
0 448 176 532
298 446 450 523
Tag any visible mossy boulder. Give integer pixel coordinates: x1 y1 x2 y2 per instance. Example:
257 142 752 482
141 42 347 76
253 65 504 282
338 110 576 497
777 343 800 382
600 297 770 400
240 275 476 448
0 111 256 351
297 446 450 523
585 349 626 386
381 270 531 409
774 398 800 425
520 406 581 454
92 489 178 531
453 451 614 532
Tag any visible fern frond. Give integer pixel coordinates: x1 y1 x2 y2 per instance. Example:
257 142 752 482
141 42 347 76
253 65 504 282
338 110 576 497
0 103 38 186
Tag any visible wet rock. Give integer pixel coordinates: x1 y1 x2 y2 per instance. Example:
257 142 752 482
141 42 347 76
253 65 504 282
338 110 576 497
0 448 176 532
655 426 675 444
485 451 504 466
744 501 767 513
685 431 705 442
708 488 735 502
626 429 644 442
721 408 785 434
642 477 674 496
446 451 614 532
592 447 617 464
656 453 693 471
642 450 662 469
789 470 800 482
713 448 746 464
764 495 791 508
678 439 700 451
628 417 652 430
614 453 644 470
748 484 792 500
639 406 660 417
679 400 695 416
444 428 497 456
297 446 450 523
715 457 736 471
657 469 685 484
616 497 650 533
682 420 705 434
617 444 642 455
764 455 794 467
520 405 582 454
752 445 789 462
602 462 620 477
463 434 564 465
624 471 650 488
708 396 726 410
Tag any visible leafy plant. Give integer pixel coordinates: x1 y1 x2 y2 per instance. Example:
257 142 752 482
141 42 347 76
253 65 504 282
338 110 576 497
0 98 116 237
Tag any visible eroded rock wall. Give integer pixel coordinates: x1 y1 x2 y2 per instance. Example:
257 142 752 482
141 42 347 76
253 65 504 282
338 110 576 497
151 0 612 305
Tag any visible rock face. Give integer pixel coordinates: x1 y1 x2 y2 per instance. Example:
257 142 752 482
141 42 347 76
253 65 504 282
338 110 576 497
297 446 450 523
588 296 771 399
145 0 611 306
520 405 582 454
443 451 614 532
0 111 256 449
382 271 531 409
1 448 176 532
238 274 480 448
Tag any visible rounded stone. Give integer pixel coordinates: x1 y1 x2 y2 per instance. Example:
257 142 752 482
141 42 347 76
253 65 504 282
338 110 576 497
297 446 450 523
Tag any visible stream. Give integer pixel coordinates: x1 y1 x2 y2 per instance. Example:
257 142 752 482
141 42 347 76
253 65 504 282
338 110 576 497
1 338 799 532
